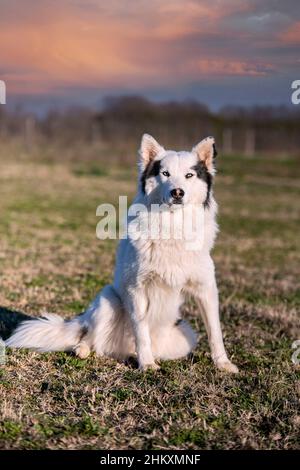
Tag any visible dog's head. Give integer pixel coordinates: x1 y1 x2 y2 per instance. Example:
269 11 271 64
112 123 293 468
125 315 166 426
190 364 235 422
139 134 217 208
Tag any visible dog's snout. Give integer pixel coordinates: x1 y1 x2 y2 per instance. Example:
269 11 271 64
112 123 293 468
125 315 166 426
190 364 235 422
170 188 185 200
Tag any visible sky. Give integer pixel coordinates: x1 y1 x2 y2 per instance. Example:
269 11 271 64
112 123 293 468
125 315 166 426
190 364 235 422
1 0 300 112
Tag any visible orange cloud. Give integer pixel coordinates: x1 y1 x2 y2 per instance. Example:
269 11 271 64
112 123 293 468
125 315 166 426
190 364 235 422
0 15 139 93
0 0 274 96
280 21 300 44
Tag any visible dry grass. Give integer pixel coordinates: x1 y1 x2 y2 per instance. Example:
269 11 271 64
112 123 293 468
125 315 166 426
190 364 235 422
0 144 299 449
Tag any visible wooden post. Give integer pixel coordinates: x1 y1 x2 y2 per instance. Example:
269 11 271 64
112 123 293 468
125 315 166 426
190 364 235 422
222 128 233 154
245 129 256 156
24 115 36 150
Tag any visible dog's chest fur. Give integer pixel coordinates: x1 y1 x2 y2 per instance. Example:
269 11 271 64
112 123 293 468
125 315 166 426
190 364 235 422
147 238 203 287
133 208 217 288
116 194 218 292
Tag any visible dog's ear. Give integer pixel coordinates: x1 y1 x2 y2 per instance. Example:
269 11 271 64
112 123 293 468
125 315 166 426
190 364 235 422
192 136 217 173
139 134 164 171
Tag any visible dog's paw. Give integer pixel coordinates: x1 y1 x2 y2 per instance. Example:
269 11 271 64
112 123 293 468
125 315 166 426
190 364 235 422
216 360 239 374
139 362 160 372
73 342 90 359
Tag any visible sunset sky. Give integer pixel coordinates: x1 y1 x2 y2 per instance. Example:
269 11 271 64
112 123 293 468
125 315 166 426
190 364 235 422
1 0 299 112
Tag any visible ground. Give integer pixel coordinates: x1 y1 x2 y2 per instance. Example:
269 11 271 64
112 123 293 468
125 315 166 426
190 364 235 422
0 143 299 449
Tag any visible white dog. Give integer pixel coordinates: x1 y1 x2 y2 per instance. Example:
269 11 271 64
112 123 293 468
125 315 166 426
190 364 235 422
7 135 238 373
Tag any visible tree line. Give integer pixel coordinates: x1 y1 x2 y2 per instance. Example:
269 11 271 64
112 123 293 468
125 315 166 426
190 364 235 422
0 96 299 157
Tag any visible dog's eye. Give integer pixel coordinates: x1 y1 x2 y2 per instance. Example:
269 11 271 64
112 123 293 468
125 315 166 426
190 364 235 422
185 173 194 179
162 171 170 177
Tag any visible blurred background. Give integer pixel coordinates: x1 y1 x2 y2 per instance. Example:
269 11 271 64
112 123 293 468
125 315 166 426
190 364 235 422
1 0 300 163
1 97 300 163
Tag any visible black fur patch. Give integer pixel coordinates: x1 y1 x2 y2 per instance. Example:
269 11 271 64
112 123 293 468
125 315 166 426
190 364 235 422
213 143 218 159
79 325 89 341
140 160 161 193
192 161 213 209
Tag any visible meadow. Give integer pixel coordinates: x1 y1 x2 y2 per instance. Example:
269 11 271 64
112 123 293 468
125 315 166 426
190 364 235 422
0 141 299 449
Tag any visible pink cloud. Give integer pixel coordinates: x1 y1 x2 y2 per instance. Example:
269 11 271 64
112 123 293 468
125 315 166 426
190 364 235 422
280 21 300 44
0 0 275 96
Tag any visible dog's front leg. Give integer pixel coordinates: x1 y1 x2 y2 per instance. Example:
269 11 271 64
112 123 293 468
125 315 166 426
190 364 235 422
192 270 238 374
127 288 159 371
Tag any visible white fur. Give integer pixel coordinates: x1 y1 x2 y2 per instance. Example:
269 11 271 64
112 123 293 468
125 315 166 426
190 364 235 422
7 135 238 373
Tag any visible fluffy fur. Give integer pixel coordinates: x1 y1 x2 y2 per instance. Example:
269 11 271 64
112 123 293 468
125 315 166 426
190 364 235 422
7 135 238 373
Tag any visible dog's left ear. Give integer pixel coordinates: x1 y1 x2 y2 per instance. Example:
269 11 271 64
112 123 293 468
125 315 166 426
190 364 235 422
192 136 217 173
139 134 164 171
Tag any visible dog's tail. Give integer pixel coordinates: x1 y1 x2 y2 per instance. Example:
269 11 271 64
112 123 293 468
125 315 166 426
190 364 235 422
6 313 83 352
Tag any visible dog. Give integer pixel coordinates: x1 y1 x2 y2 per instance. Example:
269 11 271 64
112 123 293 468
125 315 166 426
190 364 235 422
6 134 238 373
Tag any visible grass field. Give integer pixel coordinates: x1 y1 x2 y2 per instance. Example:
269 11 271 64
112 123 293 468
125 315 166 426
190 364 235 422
0 144 299 449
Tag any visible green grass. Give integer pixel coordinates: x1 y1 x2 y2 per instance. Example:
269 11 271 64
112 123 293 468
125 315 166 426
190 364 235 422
72 164 108 178
0 147 299 449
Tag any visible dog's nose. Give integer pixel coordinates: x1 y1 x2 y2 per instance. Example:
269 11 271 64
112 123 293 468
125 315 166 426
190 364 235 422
170 188 185 200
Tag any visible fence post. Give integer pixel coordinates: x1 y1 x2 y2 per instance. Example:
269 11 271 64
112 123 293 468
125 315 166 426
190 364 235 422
222 128 233 154
24 115 36 150
245 129 256 156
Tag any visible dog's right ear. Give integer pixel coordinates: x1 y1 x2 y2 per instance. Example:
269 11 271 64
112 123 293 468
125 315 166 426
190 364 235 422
139 134 164 171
